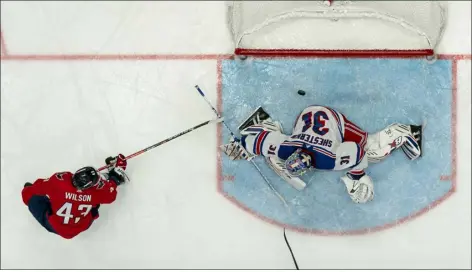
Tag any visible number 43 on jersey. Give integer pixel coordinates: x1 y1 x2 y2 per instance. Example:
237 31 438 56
56 202 93 224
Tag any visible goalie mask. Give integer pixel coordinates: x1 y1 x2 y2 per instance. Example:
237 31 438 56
285 149 313 176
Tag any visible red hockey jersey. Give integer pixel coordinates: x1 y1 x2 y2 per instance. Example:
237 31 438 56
21 171 118 239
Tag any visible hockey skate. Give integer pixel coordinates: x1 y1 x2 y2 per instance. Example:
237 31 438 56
239 107 307 191
401 124 423 160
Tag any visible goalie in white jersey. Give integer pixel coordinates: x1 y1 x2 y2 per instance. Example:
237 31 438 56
221 106 422 204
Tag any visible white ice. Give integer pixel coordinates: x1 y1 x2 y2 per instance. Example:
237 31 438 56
1 1 471 269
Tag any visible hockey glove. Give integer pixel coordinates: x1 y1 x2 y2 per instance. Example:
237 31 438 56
220 137 254 161
107 154 130 186
341 172 374 204
105 154 127 171
24 182 33 188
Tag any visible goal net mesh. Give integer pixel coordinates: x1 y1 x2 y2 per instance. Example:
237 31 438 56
227 1 447 57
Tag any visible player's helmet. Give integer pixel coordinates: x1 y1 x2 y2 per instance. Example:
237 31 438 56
72 167 100 190
285 149 313 176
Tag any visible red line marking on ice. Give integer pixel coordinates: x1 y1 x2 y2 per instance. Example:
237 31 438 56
451 59 458 192
1 54 233 61
440 175 452 181
438 54 472 61
221 189 455 236
216 59 224 193
0 28 7 56
0 53 469 62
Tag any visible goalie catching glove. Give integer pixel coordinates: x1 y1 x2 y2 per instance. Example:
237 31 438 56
220 137 254 161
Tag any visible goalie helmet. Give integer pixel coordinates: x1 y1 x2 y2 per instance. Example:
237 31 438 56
72 166 100 190
285 149 313 176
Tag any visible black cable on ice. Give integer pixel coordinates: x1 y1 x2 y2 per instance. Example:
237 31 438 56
283 228 299 270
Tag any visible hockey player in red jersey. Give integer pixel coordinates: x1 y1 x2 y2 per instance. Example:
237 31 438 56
21 154 129 239
221 106 422 204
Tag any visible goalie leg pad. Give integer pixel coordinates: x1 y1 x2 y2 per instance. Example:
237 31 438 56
239 106 283 134
238 106 272 131
366 123 422 163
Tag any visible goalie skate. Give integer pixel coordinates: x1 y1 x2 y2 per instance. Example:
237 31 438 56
401 124 423 160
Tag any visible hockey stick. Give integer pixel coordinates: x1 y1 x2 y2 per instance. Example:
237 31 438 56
284 228 299 270
98 117 224 171
194 85 289 207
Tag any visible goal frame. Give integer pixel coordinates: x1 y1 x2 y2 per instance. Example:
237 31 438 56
234 48 435 58
228 1 447 58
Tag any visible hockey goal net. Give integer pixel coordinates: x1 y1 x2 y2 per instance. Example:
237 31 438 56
227 1 447 57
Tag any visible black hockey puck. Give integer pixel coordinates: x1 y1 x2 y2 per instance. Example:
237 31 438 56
297 90 306 96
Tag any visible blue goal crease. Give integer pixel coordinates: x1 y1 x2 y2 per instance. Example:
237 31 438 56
219 58 453 233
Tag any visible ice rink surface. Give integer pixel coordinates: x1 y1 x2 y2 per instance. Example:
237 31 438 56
1 1 471 269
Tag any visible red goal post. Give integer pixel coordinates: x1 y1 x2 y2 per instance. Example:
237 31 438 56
227 1 448 58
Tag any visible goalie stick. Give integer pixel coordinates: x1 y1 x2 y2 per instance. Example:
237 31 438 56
98 117 224 171
194 85 289 207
